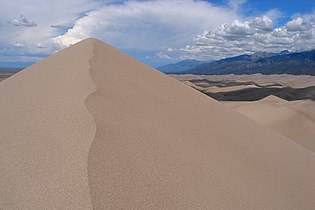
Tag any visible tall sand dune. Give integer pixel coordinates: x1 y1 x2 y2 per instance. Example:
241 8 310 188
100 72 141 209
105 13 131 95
1 38 315 209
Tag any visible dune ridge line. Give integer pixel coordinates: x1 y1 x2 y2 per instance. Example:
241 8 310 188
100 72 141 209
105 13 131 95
85 39 103 209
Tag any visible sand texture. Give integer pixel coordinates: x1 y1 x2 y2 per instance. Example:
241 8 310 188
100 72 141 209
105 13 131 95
1 38 315 209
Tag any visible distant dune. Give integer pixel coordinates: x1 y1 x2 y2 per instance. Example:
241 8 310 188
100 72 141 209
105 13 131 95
1 39 315 209
225 96 315 153
172 74 315 101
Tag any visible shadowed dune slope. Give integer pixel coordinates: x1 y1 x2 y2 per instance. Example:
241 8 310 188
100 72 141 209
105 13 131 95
1 38 315 209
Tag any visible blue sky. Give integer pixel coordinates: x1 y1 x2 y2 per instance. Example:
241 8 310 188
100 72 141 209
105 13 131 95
0 0 315 68
211 0 315 18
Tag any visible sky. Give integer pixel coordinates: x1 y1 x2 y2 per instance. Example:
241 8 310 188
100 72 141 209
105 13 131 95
0 0 315 68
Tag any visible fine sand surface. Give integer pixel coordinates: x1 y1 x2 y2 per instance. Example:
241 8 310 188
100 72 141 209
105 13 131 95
1 38 315 209
225 96 315 153
0 41 96 209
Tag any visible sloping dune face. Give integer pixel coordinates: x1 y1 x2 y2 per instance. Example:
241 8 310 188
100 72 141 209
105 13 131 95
1 39 315 209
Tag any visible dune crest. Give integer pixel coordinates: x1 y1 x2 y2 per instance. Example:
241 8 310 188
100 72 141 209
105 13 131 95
1 38 315 209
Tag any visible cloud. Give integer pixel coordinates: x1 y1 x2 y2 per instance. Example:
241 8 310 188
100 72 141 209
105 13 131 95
228 0 247 11
0 0 100 62
9 15 37 27
14 42 24 47
37 43 48 49
265 9 283 22
156 52 171 59
217 20 254 38
54 0 241 50
250 16 273 31
51 24 67 29
0 0 242 64
286 17 311 31
177 15 315 60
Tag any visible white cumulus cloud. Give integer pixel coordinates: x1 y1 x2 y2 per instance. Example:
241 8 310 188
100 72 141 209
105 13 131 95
286 17 312 31
177 15 315 60
250 16 273 31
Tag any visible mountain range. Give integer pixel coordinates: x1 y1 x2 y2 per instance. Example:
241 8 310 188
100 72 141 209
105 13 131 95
158 50 315 75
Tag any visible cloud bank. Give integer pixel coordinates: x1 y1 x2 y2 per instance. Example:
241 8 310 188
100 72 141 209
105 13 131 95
178 15 315 60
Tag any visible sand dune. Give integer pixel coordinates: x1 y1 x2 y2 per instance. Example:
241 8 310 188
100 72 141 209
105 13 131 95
226 96 315 153
1 38 315 209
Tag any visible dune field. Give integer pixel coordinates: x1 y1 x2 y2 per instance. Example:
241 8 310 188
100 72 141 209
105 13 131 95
171 74 315 101
1 39 315 209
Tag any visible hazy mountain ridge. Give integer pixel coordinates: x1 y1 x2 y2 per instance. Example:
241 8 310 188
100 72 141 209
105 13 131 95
160 50 315 75
157 59 209 73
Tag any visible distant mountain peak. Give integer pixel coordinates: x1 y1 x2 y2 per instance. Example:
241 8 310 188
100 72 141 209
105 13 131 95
280 50 290 55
